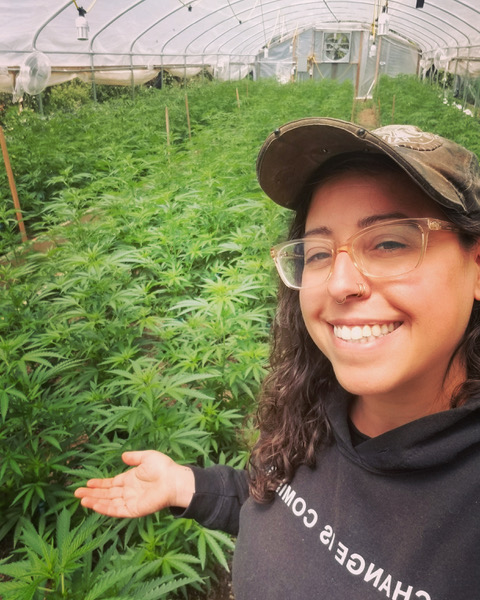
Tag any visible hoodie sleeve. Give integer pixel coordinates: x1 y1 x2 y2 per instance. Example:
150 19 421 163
171 465 249 536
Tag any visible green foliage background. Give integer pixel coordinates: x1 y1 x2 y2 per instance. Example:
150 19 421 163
1 75 479 598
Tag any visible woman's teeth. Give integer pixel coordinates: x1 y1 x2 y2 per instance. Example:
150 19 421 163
333 322 400 343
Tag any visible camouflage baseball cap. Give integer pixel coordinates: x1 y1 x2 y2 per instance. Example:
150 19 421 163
256 117 480 214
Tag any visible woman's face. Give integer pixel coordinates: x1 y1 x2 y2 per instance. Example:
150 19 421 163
299 169 480 411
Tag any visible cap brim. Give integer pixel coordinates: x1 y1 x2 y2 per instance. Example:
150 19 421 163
256 117 466 212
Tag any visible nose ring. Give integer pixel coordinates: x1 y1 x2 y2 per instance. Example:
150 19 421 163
356 283 366 297
335 283 366 305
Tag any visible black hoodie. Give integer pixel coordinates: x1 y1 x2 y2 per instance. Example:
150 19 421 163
179 393 480 599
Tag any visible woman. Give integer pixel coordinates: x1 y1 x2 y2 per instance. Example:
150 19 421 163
76 117 480 599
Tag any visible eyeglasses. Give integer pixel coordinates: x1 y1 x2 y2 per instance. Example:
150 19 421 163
270 218 459 290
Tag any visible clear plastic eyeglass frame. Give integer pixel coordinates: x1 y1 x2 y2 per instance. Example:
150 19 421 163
270 218 459 290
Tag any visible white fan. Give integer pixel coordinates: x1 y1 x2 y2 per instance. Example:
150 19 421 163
323 33 351 62
17 51 51 96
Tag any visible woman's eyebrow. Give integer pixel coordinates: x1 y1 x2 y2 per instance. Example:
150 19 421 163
357 212 408 228
304 225 332 237
304 212 409 238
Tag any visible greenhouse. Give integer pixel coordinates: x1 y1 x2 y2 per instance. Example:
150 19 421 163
1 0 480 101
2 2 480 600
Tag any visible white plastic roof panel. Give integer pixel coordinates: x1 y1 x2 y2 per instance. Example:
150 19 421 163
0 0 479 91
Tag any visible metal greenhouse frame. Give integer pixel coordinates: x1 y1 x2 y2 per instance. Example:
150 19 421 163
1 0 479 104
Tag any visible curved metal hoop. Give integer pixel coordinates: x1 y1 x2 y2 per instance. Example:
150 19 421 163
356 283 366 297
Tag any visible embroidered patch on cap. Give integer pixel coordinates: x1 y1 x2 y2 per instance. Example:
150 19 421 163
373 124 442 151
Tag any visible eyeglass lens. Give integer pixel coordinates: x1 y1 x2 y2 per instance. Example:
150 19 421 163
278 221 425 289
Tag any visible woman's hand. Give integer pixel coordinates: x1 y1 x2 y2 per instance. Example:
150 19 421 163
74 450 195 518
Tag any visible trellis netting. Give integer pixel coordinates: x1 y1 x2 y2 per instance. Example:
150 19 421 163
0 0 479 100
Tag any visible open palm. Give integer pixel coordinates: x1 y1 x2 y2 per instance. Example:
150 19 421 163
75 450 194 518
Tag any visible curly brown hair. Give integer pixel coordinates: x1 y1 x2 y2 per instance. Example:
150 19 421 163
248 152 480 504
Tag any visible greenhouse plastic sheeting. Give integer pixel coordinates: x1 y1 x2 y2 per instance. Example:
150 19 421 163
256 27 418 97
0 0 479 93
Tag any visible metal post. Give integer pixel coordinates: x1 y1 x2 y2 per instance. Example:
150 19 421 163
442 61 449 101
354 30 364 99
36 92 44 117
452 48 459 104
462 46 471 111
90 53 97 102
130 54 135 101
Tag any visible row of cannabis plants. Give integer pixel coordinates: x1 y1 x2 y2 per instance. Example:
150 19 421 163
0 78 354 599
1 76 479 599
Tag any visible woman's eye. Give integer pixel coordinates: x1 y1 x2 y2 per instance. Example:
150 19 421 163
305 250 331 265
375 239 407 251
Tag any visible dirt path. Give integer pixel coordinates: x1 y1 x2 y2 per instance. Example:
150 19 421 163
355 106 379 129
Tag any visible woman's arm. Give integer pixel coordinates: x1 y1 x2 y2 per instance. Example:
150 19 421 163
74 450 195 517
174 464 250 535
74 450 250 535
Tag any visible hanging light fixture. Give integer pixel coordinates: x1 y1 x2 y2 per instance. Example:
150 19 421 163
72 0 97 41
377 6 390 36
75 7 89 41
369 0 386 58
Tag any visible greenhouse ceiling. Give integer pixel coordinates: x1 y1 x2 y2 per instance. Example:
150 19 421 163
1 0 479 91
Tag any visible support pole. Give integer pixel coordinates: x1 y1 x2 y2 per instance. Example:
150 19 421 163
37 92 44 117
185 94 191 140
0 126 28 242
354 30 365 100
165 106 170 146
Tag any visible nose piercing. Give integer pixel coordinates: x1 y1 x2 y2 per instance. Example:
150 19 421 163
356 283 366 297
335 283 366 305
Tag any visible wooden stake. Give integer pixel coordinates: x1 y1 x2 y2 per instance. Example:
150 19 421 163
391 94 396 123
185 94 191 140
354 31 364 99
0 126 27 242
165 106 170 146
236 87 240 108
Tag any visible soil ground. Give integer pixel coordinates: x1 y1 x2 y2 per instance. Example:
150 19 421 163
355 106 380 128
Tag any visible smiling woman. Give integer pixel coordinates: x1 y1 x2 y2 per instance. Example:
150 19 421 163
299 166 480 435
76 117 480 599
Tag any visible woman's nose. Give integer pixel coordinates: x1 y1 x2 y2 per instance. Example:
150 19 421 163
326 250 369 303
